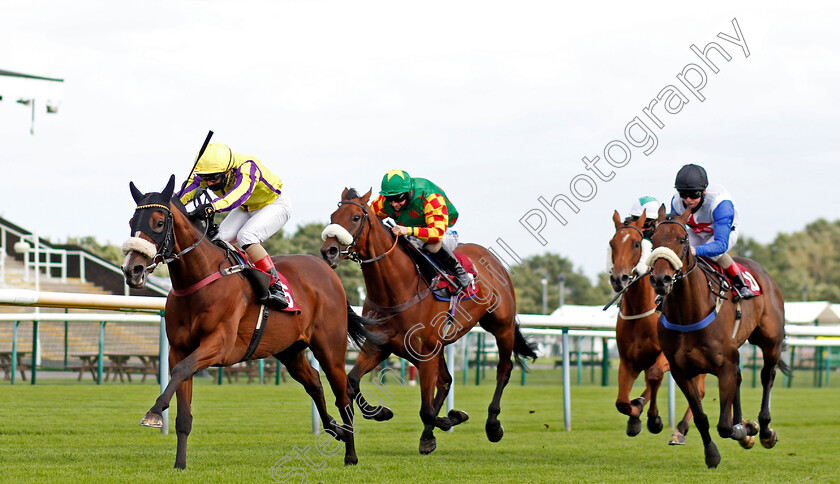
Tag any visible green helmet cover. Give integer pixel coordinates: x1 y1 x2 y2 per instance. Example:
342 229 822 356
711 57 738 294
380 169 414 196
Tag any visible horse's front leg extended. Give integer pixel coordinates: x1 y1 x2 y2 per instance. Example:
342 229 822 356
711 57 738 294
431 353 469 431
616 358 643 436
644 356 667 434
674 371 719 468
174 377 194 470
346 343 393 421
716 362 746 441
141 334 227 428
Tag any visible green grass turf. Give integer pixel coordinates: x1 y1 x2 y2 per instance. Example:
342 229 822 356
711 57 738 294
1 371 839 483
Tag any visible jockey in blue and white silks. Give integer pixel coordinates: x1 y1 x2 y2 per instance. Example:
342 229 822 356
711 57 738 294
669 164 754 300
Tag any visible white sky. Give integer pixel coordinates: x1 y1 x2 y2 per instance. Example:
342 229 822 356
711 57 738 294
1 1 838 280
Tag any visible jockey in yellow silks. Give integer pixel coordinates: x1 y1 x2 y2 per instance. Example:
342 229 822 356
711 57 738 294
179 142 292 308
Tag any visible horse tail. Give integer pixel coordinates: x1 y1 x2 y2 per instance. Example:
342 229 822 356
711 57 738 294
512 321 538 370
345 299 388 349
777 359 793 378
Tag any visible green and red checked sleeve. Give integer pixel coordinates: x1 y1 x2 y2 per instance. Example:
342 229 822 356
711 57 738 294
409 193 449 243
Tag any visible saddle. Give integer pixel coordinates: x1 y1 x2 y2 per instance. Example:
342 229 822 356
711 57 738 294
399 238 478 300
213 240 299 311
698 257 763 299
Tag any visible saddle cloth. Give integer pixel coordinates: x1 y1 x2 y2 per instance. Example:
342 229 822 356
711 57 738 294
433 252 479 299
704 259 763 298
218 241 300 312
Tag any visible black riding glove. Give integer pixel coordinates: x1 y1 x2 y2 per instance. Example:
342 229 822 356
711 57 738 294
193 203 215 219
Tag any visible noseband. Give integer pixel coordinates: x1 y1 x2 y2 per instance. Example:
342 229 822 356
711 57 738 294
328 200 398 264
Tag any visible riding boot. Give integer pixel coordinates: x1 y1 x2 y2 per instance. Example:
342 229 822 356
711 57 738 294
730 273 755 301
431 246 472 294
254 255 290 309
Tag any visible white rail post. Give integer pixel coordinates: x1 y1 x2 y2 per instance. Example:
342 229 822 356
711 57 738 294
562 328 571 431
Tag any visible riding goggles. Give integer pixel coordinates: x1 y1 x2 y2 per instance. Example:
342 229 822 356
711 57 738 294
678 189 703 200
385 192 410 204
202 172 226 183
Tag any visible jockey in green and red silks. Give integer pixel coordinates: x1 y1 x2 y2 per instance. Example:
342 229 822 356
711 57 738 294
370 169 471 293
178 142 291 308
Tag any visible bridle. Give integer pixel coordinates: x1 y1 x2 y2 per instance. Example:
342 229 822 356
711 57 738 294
331 200 399 264
650 219 697 283
131 202 210 272
604 224 651 311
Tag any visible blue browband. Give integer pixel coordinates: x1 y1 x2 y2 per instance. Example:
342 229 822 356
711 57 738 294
660 308 716 332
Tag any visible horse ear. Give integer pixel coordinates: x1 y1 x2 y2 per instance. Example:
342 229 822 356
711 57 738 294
161 174 176 200
341 187 350 200
677 207 692 224
129 181 144 204
360 188 372 204
635 210 648 229
612 210 622 228
656 204 667 222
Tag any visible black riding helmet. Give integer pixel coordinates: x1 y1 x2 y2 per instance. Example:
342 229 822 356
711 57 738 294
674 164 708 190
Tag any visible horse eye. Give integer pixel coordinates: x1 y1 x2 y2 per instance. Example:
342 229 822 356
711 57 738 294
633 241 640 248
352 214 361 222
680 237 688 245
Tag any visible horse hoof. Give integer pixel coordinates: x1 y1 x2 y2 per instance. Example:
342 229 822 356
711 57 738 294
743 420 758 437
140 411 163 428
626 417 642 437
647 416 664 434
760 429 778 449
373 407 393 422
486 420 504 442
419 438 437 454
739 435 755 449
344 455 358 466
731 423 748 441
704 442 721 469
436 417 453 431
448 409 470 426
668 431 686 445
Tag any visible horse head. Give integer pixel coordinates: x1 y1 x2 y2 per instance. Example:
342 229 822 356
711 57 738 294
121 175 177 288
648 204 693 296
608 210 651 293
320 188 376 268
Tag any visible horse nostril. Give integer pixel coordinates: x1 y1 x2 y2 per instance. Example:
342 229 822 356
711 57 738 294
620 274 630 283
131 265 145 276
662 275 673 285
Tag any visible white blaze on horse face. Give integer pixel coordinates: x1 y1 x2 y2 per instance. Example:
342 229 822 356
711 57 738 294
621 233 629 243
321 224 354 245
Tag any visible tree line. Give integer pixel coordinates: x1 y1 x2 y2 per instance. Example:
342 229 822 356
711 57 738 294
72 218 840 310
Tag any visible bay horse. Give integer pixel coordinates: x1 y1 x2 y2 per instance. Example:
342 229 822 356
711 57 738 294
121 175 378 469
319 188 537 455
648 204 787 468
609 210 704 444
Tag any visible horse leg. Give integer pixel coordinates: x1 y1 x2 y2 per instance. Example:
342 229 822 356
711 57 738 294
670 373 705 445
485 330 515 444
758 347 781 448
308 337 361 466
732 368 757 449
141 339 224 428
616 358 644 436
716 361 749 444
431 353 469 431
644 355 667 435
347 343 393 421
278 349 336 434
673 371 720 468
173 377 193 470
417 359 440 454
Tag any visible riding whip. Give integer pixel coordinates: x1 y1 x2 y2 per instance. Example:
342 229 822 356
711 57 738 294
180 130 214 193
